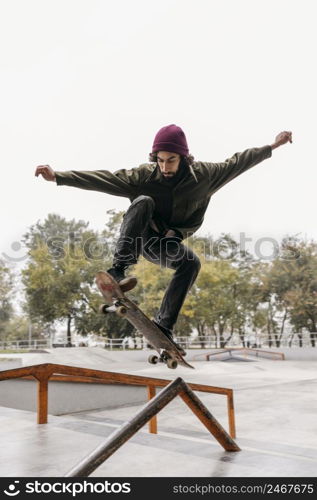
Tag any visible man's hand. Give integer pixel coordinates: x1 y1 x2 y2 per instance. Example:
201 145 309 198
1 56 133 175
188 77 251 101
165 229 183 240
35 164 56 181
271 131 293 150
165 229 177 237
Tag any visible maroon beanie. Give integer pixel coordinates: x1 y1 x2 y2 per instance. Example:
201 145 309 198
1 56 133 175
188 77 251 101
152 124 189 156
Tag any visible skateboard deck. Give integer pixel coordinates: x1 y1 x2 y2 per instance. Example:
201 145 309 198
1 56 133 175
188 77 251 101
95 271 194 370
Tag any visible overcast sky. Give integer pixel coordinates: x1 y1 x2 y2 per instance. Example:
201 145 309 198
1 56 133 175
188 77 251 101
1 0 316 266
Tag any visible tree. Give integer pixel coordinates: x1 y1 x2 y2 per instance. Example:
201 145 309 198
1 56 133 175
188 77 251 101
132 258 171 315
22 212 136 346
21 211 317 350
267 237 317 347
0 259 14 341
1 315 53 344
22 215 107 346
182 257 240 348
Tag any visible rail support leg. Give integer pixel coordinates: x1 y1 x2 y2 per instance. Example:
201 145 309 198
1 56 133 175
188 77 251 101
179 384 240 451
227 390 236 439
36 376 49 424
147 385 157 434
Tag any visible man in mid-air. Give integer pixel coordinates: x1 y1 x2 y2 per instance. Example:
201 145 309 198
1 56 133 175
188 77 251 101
35 125 292 354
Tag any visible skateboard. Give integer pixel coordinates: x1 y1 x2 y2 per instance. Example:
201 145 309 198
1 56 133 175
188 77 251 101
95 271 194 370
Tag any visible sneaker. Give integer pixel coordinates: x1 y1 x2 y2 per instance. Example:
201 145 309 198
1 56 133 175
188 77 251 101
107 265 137 292
152 320 186 356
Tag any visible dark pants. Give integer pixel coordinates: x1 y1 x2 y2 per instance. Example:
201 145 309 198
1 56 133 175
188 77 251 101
113 195 201 330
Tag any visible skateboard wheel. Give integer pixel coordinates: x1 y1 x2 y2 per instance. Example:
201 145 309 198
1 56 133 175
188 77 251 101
167 359 178 369
115 305 127 317
98 304 108 314
148 354 159 365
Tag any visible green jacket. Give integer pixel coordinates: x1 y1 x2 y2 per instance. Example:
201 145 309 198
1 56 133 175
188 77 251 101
55 145 272 240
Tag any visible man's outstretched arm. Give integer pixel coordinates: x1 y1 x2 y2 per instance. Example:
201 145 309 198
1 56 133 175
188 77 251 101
34 164 143 199
204 130 293 194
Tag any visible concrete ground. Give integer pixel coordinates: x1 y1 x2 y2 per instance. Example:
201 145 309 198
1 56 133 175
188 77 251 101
0 348 317 477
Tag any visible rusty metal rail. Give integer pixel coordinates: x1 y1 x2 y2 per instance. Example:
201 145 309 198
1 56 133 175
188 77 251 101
0 362 236 438
65 377 240 477
194 348 285 361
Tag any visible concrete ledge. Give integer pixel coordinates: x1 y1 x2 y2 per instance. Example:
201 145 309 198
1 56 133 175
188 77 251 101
0 379 147 415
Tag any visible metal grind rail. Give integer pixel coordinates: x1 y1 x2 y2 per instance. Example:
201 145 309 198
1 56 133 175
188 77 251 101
194 347 285 361
0 362 236 438
65 377 240 477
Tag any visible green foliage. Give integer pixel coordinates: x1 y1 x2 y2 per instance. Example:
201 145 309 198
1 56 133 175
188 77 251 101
23 213 90 250
22 215 107 344
266 237 317 346
15 211 317 349
0 315 52 342
132 258 172 317
0 259 14 339
21 212 135 343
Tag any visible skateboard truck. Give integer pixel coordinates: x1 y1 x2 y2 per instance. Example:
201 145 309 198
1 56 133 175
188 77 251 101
99 303 128 317
148 350 178 369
